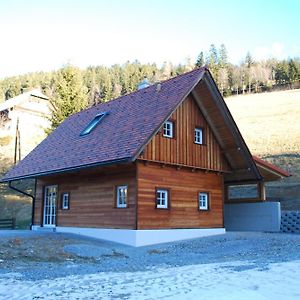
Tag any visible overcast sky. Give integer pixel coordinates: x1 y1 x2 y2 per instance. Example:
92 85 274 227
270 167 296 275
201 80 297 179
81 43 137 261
0 0 299 78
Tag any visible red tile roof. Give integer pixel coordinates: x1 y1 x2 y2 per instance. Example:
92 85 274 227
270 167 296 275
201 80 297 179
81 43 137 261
252 155 291 178
2 67 206 181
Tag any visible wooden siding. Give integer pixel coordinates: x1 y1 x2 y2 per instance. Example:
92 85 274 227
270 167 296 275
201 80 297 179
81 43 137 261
137 161 224 229
139 95 230 172
34 163 137 229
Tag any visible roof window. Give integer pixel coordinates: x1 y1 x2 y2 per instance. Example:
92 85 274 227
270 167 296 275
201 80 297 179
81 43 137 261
80 112 109 136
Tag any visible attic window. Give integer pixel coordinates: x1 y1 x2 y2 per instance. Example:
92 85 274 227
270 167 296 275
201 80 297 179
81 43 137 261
163 121 173 138
80 112 109 136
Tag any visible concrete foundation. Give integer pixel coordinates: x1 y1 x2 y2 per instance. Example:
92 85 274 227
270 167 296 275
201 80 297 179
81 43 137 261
31 226 225 246
224 202 281 232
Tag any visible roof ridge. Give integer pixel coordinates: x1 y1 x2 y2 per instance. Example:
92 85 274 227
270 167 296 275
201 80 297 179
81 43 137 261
82 66 208 113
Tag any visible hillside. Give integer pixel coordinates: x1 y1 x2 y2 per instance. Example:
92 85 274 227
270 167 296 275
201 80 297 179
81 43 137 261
225 89 300 209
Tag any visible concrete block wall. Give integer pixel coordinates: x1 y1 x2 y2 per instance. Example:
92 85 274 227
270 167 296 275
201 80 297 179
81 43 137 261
224 202 281 232
281 211 300 233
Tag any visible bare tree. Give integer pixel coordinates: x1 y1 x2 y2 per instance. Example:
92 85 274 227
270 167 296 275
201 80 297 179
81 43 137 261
218 68 228 96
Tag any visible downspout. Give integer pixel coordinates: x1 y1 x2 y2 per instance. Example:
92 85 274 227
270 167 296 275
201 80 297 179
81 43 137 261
9 180 36 229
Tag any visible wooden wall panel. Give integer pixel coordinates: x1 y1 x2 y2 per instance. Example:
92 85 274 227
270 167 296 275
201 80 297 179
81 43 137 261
137 161 224 229
34 163 137 229
139 95 230 172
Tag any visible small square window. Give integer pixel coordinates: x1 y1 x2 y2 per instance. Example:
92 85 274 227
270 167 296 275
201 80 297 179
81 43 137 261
195 128 203 144
163 121 173 138
156 189 169 209
199 192 209 210
117 185 128 208
61 192 70 210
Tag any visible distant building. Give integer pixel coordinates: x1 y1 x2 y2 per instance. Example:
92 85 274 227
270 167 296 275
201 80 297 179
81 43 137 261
0 89 50 159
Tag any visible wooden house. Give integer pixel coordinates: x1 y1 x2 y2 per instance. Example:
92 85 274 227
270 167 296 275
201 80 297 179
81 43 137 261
1 68 290 246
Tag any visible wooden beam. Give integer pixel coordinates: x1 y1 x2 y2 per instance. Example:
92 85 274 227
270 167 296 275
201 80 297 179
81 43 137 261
258 181 266 201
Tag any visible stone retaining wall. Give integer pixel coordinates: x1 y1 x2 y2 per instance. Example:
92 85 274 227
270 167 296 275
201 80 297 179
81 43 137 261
281 211 300 233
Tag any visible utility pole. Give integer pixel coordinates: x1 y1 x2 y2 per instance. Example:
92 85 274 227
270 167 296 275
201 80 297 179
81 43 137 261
14 118 21 165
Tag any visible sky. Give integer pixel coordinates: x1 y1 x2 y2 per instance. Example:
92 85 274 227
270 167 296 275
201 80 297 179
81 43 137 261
0 0 299 78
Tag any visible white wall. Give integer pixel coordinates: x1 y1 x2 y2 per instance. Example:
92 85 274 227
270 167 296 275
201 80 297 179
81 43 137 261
32 226 226 247
224 202 281 232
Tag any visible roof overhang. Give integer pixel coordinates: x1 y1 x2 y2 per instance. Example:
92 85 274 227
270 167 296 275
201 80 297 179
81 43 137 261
1 157 132 183
253 155 291 182
191 71 262 184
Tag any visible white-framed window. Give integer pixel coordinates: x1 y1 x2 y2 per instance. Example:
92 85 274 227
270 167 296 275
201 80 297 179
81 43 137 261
199 192 209 210
156 189 169 209
195 128 203 144
117 185 128 208
61 192 70 210
163 121 173 138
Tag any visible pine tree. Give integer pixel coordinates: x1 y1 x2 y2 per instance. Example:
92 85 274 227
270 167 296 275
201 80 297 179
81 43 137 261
47 64 88 133
275 61 289 84
218 44 228 68
206 44 219 79
288 59 299 83
195 52 204 68
245 52 253 68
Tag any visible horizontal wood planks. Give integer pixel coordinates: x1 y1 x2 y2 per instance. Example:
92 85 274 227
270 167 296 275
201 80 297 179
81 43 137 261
137 161 224 229
139 95 230 172
34 163 137 229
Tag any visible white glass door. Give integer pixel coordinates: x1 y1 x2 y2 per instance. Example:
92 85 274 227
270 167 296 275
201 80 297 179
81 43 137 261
43 185 57 227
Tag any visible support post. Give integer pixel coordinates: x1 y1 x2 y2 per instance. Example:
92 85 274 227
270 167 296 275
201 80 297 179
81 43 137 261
258 181 266 201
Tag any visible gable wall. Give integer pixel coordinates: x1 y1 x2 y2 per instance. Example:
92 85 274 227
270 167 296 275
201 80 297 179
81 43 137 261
139 95 230 172
34 163 137 229
137 161 224 229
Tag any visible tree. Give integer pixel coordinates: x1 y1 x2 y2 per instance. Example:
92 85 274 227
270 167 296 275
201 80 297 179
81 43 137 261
47 64 88 133
184 56 194 72
195 51 204 68
218 44 228 68
228 65 242 95
206 44 219 80
245 52 254 68
275 61 289 84
244 52 254 93
288 59 300 84
218 68 228 96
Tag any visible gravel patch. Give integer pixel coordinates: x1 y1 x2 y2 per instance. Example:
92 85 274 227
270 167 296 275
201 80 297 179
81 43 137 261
0 230 299 281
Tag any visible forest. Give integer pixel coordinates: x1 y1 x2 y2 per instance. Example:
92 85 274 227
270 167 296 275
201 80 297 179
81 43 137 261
1 44 300 131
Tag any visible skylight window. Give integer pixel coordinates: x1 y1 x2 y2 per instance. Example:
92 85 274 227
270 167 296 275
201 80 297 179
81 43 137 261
80 112 109 136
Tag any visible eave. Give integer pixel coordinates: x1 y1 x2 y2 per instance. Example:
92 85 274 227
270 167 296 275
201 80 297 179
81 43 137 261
253 155 291 182
0 157 132 183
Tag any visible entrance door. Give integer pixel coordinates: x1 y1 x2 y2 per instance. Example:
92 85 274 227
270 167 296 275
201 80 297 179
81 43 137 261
43 185 57 227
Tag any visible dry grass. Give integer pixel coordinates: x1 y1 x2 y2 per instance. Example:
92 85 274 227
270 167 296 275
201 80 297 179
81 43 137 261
225 89 300 182
225 89 300 156
225 89 300 209
0 157 33 226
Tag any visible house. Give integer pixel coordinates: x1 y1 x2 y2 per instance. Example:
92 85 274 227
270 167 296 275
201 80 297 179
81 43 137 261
1 67 290 246
0 89 50 159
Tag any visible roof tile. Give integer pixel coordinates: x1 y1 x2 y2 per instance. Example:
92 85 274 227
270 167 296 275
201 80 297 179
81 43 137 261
2 67 206 181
